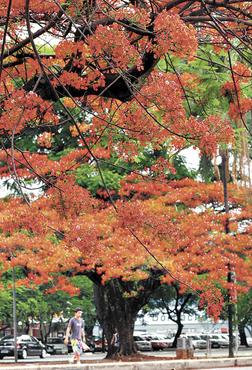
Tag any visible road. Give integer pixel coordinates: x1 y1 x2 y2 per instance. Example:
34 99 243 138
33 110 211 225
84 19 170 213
0 352 106 364
154 347 252 358
0 347 251 364
205 368 252 370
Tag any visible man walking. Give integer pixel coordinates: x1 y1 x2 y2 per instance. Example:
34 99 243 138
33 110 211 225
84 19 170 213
64 307 88 365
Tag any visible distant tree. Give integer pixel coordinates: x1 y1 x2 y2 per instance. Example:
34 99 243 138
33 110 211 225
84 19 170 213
148 284 198 347
236 290 252 347
0 274 95 341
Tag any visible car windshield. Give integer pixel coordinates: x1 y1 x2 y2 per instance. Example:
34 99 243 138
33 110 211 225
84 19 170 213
0 335 35 344
134 336 144 341
0 337 14 344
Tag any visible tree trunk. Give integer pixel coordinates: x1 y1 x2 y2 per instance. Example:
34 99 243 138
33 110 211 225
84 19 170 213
172 320 183 348
94 283 115 357
39 320 45 343
238 322 248 347
93 275 162 358
94 281 137 357
25 319 30 334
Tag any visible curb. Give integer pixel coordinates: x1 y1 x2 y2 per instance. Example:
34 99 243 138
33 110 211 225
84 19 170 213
0 357 252 370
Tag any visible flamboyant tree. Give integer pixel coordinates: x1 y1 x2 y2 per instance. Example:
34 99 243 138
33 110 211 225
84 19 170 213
1 178 252 355
0 0 252 358
1 0 251 173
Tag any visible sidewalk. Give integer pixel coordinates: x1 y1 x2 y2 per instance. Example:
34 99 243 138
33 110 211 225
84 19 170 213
0 357 252 370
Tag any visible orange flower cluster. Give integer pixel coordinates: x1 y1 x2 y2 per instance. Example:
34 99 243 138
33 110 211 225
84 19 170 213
0 0 63 16
0 90 58 133
37 132 53 148
88 24 142 71
0 178 251 318
154 11 198 59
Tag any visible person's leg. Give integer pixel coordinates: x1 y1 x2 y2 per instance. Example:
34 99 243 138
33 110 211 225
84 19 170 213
75 339 82 364
76 352 81 364
70 340 79 363
73 352 78 361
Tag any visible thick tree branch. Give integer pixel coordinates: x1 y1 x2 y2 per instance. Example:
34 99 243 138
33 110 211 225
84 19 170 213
24 50 157 102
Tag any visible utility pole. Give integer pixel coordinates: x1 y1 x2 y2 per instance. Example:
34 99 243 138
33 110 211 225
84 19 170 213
221 149 236 358
227 264 236 357
221 149 229 233
12 267 18 363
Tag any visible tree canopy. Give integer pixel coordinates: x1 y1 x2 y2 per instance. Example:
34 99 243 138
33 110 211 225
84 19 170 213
0 0 252 357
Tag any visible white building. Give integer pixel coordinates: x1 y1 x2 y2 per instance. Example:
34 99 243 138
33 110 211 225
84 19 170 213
134 311 228 337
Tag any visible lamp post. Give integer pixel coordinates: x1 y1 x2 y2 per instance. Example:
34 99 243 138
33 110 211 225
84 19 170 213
227 264 235 357
221 149 237 358
12 266 18 363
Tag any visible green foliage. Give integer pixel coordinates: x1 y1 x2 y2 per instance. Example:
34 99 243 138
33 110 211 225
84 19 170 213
198 154 215 183
148 284 197 317
237 290 252 326
69 276 96 333
0 290 13 328
36 44 55 55
76 164 123 195
0 274 96 338
158 47 236 118
168 155 197 180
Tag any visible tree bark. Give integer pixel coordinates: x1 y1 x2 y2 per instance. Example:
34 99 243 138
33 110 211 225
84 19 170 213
94 281 138 357
93 275 162 358
172 319 183 348
238 322 248 347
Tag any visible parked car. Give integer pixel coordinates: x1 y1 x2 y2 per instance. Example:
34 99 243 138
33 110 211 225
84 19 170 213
246 337 252 346
46 337 68 355
183 334 207 349
221 333 240 346
147 335 173 350
199 334 220 348
92 337 107 352
133 336 152 351
0 335 47 359
199 334 229 348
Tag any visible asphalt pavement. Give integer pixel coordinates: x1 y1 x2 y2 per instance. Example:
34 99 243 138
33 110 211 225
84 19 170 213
205 368 252 370
0 347 251 366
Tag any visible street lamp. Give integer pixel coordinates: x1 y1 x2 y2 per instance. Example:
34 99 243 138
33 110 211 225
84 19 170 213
12 266 18 363
227 264 237 358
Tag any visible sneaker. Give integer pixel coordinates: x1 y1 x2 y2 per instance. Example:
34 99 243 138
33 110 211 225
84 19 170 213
68 358 74 364
76 361 81 366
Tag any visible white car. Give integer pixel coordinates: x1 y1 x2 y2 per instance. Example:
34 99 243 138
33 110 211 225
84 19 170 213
246 337 252 346
199 333 229 348
143 335 174 350
133 336 152 351
182 335 207 350
208 334 229 347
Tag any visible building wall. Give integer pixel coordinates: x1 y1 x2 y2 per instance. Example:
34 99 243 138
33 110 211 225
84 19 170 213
134 311 228 336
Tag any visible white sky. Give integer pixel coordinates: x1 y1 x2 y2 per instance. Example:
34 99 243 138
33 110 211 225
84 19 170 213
0 178 44 198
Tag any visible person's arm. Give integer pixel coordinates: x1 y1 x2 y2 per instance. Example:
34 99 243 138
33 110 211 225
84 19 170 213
64 320 72 345
81 321 90 350
81 328 86 343
111 334 115 345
